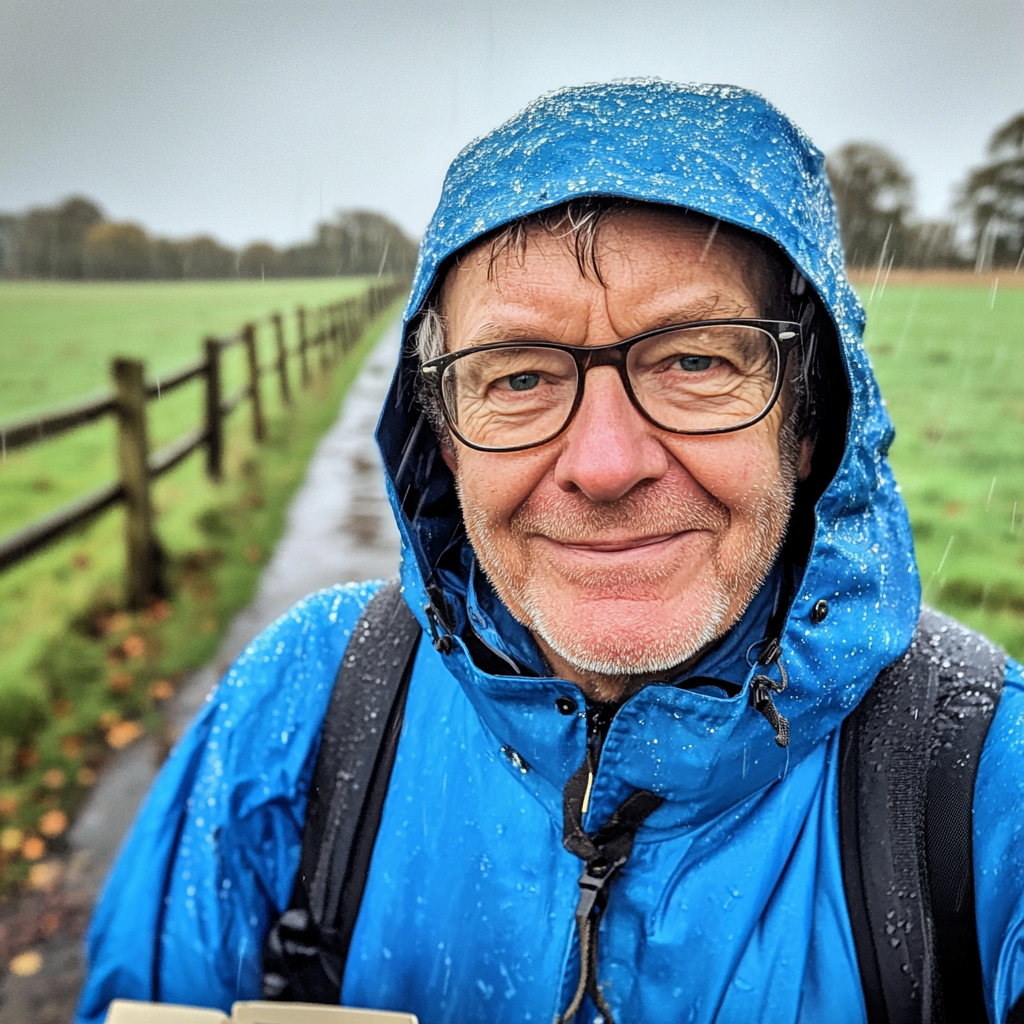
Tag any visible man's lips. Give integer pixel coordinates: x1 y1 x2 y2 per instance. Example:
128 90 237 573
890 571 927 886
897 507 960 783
535 530 708 559
558 531 682 553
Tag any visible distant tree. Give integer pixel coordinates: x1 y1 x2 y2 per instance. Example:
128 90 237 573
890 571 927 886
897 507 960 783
281 210 418 277
16 196 104 278
179 236 236 279
151 238 185 279
82 222 153 279
958 112 1024 270
902 220 968 270
0 214 19 277
826 143 915 269
239 242 282 279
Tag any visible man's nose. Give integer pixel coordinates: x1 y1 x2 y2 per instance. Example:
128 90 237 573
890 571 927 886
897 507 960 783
552 366 670 501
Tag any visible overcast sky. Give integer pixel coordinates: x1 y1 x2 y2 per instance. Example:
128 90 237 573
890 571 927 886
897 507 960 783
2 0 1022 246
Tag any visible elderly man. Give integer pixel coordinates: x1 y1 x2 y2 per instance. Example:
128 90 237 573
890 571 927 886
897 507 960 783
79 81 1024 1024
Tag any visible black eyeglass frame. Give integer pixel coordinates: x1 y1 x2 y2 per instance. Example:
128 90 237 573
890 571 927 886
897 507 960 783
421 317 803 453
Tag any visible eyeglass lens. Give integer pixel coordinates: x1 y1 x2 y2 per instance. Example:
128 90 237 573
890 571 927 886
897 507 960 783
440 324 780 450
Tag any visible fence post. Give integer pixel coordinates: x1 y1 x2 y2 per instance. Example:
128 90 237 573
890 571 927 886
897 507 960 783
318 310 330 373
344 303 356 353
297 306 311 388
204 337 223 481
272 312 291 406
243 322 266 443
113 357 160 610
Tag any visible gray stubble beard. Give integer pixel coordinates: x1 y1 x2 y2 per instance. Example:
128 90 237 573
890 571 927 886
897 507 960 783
457 464 796 681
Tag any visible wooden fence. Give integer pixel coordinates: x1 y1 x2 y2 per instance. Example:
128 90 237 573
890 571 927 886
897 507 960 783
0 278 407 607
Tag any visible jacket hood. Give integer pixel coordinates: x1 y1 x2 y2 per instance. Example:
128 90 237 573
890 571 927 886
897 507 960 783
375 79 919 824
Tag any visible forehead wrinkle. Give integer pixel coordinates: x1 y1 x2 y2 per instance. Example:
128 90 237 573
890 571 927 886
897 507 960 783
602 286 760 341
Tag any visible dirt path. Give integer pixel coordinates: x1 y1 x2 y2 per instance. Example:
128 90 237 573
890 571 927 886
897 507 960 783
0 320 402 1023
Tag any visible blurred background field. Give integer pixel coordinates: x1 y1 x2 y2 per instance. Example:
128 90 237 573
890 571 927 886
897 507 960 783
855 276 1024 658
0 278 373 416
0 279 399 890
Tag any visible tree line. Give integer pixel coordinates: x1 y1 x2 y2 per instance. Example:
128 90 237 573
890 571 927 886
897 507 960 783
827 110 1024 271
0 201 419 281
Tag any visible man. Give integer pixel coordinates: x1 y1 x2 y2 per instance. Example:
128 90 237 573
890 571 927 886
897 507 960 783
78 81 1024 1023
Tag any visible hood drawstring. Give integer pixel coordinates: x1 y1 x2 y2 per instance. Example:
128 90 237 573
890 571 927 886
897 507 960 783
750 637 790 748
557 757 664 1024
424 603 454 653
424 584 455 654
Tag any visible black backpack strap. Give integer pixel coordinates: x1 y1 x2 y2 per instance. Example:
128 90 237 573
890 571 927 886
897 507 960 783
262 578 421 1003
840 606 1006 1023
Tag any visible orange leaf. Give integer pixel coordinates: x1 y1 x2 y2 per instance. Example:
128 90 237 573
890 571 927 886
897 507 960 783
38 810 67 837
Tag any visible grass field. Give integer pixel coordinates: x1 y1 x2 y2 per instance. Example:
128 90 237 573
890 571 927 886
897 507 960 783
857 279 1024 657
0 279 398 891
1 279 373 417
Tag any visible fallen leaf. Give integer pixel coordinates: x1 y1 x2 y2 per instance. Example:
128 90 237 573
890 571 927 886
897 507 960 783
0 794 18 817
97 710 121 730
28 861 62 892
42 768 66 790
121 635 146 659
21 836 45 861
76 767 96 787
60 735 84 758
38 810 67 837
9 951 42 977
106 720 144 750
39 911 61 936
149 680 174 701
108 673 134 694
0 827 23 852
100 612 131 636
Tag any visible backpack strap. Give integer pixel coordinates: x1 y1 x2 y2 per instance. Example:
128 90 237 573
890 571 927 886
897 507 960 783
840 606 1006 1023
262 578 421 1003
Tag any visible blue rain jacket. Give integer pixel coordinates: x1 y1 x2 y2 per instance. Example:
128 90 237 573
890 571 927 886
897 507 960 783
78 81 1024 1024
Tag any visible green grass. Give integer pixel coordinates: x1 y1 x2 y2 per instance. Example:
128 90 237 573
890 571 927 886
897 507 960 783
859 282 1024 659
0 279 399 891
0 278 372 417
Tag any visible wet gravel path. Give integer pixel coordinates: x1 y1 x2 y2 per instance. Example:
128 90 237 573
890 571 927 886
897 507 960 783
0 320 402 1023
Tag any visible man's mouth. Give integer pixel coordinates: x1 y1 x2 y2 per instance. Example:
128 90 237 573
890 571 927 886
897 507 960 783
556 531 684 553
536 530 708 562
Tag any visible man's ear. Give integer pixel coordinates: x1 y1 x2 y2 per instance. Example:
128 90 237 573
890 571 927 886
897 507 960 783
797 436 815 482
441 444 458 475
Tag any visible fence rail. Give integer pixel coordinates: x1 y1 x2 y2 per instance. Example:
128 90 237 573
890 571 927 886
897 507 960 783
0 278 408 605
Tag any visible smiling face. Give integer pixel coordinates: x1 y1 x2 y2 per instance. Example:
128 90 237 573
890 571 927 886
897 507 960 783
437 206 808 701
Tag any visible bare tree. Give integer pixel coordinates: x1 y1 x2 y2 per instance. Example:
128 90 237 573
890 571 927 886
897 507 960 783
958 112 1024 270
826 143 915 269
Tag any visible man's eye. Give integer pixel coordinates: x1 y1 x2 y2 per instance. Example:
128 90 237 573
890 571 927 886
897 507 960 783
675 355 715 372
506 372 541 391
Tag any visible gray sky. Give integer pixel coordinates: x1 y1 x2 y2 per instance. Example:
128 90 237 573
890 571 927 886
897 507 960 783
2 0 1022 246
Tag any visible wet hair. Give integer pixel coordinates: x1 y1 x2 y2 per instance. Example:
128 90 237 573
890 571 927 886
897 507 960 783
411 197 845 483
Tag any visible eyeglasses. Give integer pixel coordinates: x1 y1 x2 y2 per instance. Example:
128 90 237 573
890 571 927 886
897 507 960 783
421 318 802 453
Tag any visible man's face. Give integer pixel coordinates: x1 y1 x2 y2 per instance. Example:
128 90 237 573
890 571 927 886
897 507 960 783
439 207 805 699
